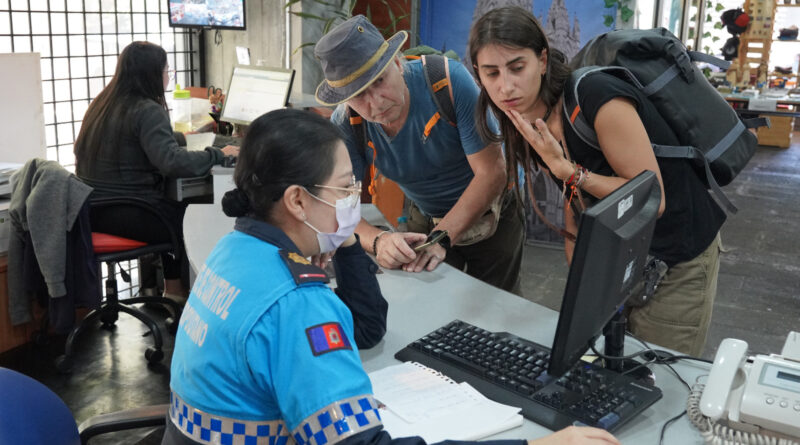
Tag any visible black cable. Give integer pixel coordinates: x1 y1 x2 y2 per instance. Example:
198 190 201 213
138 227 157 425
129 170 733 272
659 410 687 445
589 342 653 361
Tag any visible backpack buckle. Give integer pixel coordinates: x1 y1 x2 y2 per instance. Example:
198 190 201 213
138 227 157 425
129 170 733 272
665 42 693 83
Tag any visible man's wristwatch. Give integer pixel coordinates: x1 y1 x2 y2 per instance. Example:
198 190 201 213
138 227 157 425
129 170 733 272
429 229 451 250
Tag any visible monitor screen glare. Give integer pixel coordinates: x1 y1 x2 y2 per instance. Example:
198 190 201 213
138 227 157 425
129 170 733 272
168 0 245 29
220 66 295 126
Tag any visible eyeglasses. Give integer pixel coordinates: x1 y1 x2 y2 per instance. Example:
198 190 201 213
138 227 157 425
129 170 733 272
313 175 362 207
164 67 176 80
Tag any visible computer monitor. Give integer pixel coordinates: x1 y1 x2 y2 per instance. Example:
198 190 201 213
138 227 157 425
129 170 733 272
219 66 295 126
168 0 246 30
548 170 661 377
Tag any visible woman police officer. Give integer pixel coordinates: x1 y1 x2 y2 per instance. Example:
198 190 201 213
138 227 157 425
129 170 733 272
164 108 618 445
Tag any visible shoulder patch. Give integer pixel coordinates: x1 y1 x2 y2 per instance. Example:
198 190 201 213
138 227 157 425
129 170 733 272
279 249 330 285
306 322 352 356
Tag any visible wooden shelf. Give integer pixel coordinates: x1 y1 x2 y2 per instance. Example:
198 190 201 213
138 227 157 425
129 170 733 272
773 39 800 42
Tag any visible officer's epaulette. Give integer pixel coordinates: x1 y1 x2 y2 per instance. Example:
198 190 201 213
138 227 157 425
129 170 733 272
279 249 330 285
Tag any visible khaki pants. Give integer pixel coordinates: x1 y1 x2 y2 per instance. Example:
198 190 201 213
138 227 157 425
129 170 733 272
627 232 722 356
407 191 525 296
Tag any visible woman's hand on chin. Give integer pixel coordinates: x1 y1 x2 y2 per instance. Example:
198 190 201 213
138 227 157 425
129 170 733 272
505 109 572 180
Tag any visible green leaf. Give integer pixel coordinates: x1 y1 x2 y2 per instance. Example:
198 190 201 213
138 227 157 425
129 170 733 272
291 12 327 21
292 42 315 55
284 0 301 9
620 5 633 22
689 28 695 39
604 0 617 8
704 45 710 53
703 31 711 38
706 13 712 22
715 3 724 12
604 14 614 27
712 36 719 42
714 22 723 29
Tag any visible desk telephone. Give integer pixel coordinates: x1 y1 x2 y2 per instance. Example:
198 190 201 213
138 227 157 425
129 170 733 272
691 332 800 443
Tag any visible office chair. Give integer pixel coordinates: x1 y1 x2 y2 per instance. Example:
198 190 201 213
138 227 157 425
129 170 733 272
55 196 183 373
0 367 167 444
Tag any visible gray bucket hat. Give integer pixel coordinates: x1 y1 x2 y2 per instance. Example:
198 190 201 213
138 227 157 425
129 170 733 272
314 15 408 106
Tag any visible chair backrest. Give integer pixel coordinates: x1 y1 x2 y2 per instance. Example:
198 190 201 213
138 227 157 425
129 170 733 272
0 367 80 445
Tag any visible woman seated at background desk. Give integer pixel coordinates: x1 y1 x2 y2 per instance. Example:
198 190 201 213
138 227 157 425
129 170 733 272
164 108 618 445
74 41 238 302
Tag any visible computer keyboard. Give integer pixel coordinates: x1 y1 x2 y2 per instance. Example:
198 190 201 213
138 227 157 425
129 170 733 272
212 134 242 148
394 320 662 433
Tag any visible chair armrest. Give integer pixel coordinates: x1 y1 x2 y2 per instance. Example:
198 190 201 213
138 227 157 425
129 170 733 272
77 403 168 444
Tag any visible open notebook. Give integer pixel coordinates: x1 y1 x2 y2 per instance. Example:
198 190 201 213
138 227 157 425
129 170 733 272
368 362 523 442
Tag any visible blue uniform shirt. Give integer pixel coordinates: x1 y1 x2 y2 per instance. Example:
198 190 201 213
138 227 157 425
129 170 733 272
332 59 500 218
169 217 381 445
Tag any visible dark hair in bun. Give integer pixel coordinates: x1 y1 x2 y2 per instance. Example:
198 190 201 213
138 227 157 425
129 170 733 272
232 108 341 221
221 188 251 217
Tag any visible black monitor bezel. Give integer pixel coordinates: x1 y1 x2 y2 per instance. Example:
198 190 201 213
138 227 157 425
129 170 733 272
167 0 247 31
548 170 661 377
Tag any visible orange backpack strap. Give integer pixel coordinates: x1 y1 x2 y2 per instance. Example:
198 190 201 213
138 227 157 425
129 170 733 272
420 54 457 133
349 106 380 197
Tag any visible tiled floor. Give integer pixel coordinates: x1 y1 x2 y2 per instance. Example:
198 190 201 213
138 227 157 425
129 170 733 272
2 140 799 443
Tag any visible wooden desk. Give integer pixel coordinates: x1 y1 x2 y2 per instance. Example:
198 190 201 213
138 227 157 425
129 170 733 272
0 256 45 353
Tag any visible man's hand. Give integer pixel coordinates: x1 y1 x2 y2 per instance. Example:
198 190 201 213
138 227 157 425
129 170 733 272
374 232 427 269
404 243 446 273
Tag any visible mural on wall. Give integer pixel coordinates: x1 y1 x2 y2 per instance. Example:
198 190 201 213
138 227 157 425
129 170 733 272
419 0 615 66
418 0 616 244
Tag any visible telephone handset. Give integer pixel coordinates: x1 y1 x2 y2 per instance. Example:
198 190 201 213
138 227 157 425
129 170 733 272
696 335 800 440
700 338 749 421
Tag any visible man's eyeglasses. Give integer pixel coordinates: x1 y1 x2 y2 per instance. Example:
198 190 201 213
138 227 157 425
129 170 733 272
313 175 362 207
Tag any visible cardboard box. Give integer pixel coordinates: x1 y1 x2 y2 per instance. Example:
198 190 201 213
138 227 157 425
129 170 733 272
757 116 793 148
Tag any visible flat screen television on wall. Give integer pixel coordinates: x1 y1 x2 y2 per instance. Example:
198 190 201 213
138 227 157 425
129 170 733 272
168 0 246 30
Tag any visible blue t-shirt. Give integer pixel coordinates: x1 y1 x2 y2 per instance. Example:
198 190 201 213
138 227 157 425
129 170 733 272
332 59 499 217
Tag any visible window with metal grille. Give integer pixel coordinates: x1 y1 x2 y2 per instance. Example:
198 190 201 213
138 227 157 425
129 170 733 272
0 0 199 169
0 0 200 298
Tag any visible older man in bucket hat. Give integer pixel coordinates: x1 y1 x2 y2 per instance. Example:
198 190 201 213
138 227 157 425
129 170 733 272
315 15 525 295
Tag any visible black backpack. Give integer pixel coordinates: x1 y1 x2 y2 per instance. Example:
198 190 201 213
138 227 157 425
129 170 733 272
564 27 767 214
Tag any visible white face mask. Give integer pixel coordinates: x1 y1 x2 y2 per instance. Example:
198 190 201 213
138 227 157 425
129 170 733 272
303 190 361 253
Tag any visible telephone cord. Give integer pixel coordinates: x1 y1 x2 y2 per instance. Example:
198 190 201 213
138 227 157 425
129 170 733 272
687 383 800 445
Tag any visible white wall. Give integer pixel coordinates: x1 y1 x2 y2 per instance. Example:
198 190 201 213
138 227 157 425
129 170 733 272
203 1 287 92
0 53 46 163
203 1 341 97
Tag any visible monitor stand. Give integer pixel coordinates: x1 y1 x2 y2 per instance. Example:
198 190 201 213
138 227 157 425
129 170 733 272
595 311 656 385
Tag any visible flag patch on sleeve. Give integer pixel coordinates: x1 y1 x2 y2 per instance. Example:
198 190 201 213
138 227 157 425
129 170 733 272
306 322 352 356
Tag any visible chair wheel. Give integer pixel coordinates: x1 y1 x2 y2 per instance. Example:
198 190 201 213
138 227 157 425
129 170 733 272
55 355 73 373
32 330 49 345
145 347 164 363
165 317 178 335
100 312 118 326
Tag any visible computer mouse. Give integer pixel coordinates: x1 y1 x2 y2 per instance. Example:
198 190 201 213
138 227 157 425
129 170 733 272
221 155 237 168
